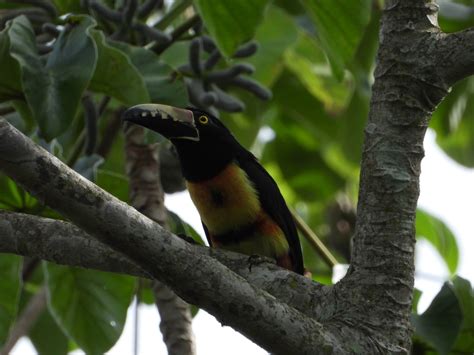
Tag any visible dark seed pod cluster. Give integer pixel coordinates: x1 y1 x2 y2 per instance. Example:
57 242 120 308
84 0 170 43
179 36 272 114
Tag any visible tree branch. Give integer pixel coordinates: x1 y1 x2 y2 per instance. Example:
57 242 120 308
437 28 474 86
0 211 327 320
0 119 337 354
0 210 147 278
344 0 453 351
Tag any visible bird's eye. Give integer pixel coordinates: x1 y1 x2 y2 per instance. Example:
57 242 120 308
198 115 209 125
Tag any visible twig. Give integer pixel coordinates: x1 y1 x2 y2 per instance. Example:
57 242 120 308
66 96 111 166
151 14 200 55
290 209 339 268
154 0 192 30
96 108 124 157
0 286 47 355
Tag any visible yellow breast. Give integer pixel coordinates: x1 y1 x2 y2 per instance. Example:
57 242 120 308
186 163 261 235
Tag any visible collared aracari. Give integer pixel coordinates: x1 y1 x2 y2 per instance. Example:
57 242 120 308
123 104 304 274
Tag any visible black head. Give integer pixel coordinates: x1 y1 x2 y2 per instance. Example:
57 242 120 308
123 104 240 181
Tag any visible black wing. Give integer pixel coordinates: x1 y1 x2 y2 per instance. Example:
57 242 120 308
201 221 212 246
235 149 304 274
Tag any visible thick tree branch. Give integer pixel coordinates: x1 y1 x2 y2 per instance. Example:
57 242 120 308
0 211 327 319
0 211 147 277
437 28 474 86
0 119 338 354
343 0 455 351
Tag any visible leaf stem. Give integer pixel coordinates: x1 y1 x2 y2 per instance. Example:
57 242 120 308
290 209 339 268
154 0 193 30
150 14 200 55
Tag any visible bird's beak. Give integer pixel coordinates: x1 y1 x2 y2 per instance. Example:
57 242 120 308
122 104 199 141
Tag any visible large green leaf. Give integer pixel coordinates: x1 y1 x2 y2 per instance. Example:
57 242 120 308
96 170 129 203
0 21 22 102
271 69 338 144
412 277 474 354
51 0 82 14
415 209 459 275
284 31 354 112
89 31 149 105
431 77 474 167
29 308 69 355
412 281 463 354
168 210 205 245
44 263 136 354
7 15 97 140
0 175 23 210
111 42 188 107
451 276 474 353
0 255 22 346
337 88 370 167
247 5 298 87
194 0 270 57
301 0 372 79
263 119 345 202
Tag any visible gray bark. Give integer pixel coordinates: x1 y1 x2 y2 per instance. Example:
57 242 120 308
0 122 333 354
0 1 473 353
0 211 324 316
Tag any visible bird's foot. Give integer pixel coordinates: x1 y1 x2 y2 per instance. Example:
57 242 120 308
247 254 273 272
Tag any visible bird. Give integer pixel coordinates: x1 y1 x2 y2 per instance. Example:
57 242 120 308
123 104 304 274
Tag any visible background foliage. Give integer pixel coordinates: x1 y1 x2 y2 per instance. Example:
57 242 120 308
0 0 473 353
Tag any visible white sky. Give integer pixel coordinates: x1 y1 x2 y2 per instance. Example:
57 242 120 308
12 128 474 354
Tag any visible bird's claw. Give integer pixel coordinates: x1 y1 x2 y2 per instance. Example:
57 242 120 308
247 254 271 272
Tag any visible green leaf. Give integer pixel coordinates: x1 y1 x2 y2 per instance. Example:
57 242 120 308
194 0 270 57
7 15 97 140
412 282 463 354
29 309 69 355
431 77 474 167
451 276 474 353
96 170 129 203
284 31 354 112
415 209 459 275
273 0 305 15
301 0 372 79
272 69 338 143
247 5 298 87
51 0 82 14
337 88 370 166
44 263 136 355
263 120 345 202
413 288 422 313
0 20 22 102
110 42 188 107
168 210 205 245
11 100 35 134
0 255 22 346
89 31 149 105
0 175 23 209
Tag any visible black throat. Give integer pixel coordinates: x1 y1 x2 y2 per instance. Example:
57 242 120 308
173 140 235 182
